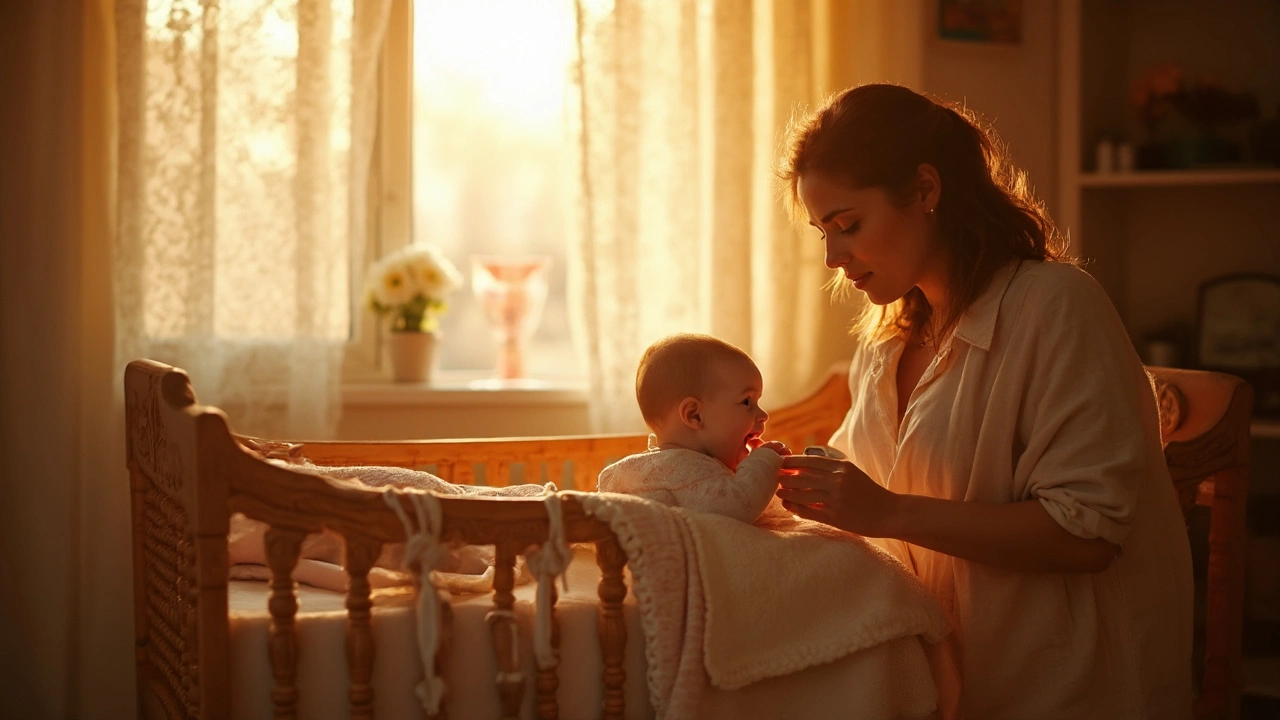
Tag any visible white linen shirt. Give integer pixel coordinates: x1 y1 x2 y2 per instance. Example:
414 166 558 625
829 260 1194 720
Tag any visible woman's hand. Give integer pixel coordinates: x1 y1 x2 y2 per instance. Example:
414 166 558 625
777 455 900 537
782 455 1120 572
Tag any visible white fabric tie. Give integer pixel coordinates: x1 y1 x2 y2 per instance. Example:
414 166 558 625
525 487 572 669
383 489 449 714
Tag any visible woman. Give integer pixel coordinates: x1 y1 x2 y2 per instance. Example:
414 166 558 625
774 84 1193 719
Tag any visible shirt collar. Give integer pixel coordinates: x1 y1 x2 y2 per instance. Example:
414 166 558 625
864 259 1026 355
953 259 1025 352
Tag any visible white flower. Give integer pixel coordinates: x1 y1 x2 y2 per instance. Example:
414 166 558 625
402 245 462 300
362 244 462 331
368 256 415 308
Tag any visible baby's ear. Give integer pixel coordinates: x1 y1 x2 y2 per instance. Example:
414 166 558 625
677 396 702 428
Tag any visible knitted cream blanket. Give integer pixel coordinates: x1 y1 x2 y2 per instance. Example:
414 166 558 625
579 491 949 719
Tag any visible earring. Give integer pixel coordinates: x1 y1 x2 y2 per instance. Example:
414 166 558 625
926 207 936 215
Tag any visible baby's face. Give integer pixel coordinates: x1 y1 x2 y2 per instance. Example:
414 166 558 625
697 359 769 470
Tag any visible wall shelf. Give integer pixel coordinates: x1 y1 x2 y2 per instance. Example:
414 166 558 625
1057 0 1280 347
1253 418 1280 441
1080 169 1280 188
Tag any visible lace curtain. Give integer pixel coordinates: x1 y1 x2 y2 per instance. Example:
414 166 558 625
571 0 884 432
114 0 391 438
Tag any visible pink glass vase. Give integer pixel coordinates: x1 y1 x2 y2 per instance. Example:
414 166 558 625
471 255 551 379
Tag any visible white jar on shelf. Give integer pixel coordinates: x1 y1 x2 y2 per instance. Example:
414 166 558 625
1095 138 1115 174
1116 142 1135 173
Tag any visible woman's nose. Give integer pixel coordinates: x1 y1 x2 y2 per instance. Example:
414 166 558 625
824 240 845 270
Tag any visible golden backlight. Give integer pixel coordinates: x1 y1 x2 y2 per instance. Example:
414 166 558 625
413 0 576 128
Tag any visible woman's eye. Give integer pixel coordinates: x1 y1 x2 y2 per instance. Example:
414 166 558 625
839 221 860 235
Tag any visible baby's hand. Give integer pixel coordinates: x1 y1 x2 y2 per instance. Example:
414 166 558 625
757 440 791 456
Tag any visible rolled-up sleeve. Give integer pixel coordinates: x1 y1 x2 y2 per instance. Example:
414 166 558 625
1010 276 1160 546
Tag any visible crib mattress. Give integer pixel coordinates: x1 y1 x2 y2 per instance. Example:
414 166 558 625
228 547 938 720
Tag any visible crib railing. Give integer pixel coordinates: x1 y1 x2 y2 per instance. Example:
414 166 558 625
126 359 635 720
283 434 649 492
227 455 632 720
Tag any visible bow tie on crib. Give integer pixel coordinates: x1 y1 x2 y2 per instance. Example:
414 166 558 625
385 483 575 713
384 489 450 715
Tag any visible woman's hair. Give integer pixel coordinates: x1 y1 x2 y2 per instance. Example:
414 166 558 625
635 333 755 428
777 83 1072 342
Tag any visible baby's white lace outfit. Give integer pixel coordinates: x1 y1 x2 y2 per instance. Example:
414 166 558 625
597 435 787 523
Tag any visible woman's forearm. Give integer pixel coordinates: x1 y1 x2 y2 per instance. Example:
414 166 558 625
882 494 1118 574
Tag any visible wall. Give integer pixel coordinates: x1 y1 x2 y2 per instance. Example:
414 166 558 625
1113 0 1280 346
921 0 1061 220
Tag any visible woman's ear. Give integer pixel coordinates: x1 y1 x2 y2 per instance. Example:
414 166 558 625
678 397 703 429
916 163 942 211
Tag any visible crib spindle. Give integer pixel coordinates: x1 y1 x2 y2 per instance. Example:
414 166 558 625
596 536 628 720
265 527 306 720
344 538 381 720
484 459 509 487
454 462 475 486
535 582 561 720
433 598 454 720
572 461 597 493
544 458 566 489
487 543 525 720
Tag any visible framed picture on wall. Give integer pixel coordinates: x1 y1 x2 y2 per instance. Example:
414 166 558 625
1197 273 1280 416
938 0 1022 45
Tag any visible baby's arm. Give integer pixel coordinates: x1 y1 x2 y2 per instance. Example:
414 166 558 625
671 447 786 523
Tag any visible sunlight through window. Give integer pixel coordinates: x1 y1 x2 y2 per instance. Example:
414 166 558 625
412 0 579 378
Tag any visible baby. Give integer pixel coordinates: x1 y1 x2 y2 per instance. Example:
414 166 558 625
597 333 791 523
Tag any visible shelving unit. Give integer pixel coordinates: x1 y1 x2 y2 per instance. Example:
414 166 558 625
1078 168 1280 188
1057 4 1280 715
1056 0 1280 350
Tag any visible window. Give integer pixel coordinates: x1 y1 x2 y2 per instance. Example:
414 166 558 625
401 0 580 380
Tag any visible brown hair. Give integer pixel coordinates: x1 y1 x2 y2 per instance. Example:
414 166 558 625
777 83 1072 342
635 333 756 428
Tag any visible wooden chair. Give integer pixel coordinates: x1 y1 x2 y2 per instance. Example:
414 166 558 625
1150 367 1253 720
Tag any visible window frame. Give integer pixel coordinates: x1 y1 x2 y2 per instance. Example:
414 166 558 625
343 0 414 382
343 0 585 394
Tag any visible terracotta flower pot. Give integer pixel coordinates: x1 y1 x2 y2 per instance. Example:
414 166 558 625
387 331 439 383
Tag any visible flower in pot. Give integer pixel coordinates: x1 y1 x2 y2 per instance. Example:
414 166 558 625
1168 77 1260 166
1130 62 1185 169
364 244 462 381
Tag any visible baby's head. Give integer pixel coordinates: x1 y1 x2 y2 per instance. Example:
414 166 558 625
636 333 769 470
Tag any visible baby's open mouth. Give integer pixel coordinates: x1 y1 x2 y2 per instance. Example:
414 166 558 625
745 432 762 450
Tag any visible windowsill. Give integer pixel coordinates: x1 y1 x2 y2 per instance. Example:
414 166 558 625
338 371 591 439
343 372 588 407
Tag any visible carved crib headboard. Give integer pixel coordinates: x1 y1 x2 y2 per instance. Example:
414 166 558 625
125 360 234 720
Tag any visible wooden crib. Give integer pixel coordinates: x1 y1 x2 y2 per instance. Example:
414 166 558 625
125 358 1252 720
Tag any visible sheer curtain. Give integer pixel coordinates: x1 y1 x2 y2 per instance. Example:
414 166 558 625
114 0 391 439
570 0 923 432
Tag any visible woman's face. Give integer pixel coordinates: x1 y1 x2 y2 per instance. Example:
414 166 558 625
797 168 946 308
